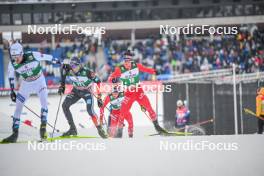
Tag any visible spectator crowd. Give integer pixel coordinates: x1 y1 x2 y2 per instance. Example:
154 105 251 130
13 26 264 84
103 27 264 80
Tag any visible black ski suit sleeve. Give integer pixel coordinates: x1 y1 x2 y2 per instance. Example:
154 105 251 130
60 64 71 86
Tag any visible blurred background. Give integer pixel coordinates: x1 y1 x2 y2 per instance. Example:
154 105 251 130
0 0 263 135
0 0 263 85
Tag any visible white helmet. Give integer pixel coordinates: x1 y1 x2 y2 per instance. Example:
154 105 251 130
177 100 183 107
10 42 23 56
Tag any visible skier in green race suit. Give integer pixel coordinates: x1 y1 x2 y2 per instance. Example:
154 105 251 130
58 57 108 138
2 42 59 143
100 79 134 138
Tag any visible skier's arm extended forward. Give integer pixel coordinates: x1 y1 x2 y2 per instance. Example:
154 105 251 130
32 51 59 63
137 63 156 74
108 67 121 82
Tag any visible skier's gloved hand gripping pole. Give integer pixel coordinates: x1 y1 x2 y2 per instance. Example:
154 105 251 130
58 63 69 96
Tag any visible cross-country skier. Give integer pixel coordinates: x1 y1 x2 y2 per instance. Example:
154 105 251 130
108 50 167 137
100 79 134 138
2 42 59 143
175 100 190 130
256 87 264 134
58 57 108 138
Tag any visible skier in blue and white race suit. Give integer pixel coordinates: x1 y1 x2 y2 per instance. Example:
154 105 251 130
175 100 190 132
2 42 59 143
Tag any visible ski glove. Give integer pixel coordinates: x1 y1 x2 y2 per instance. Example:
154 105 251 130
154 69 159 75
58 85 65 95
140 105 146 112
97 94 103 108
10 91 16 102
97 98 103 108
52 58 61 64
62 63 71 72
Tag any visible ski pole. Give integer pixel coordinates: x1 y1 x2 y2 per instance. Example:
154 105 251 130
23 104 60 132
89 91 109 126
51 94 63 139
142 110 153 122
177 118 214 131
244 108 264 120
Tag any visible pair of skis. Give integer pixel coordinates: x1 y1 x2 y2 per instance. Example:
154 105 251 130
149 107 264 137
148 118 214 136
0 135 99 144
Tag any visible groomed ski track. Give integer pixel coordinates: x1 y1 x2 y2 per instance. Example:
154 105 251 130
0 96 263 176
0 126 264 176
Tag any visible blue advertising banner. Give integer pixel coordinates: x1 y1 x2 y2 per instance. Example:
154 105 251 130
0 49 4 88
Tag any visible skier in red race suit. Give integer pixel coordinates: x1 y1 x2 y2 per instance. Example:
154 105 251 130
100 82 134 138
108 50 167 137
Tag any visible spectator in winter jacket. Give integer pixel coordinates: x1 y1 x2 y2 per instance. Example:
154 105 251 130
256 87 264 134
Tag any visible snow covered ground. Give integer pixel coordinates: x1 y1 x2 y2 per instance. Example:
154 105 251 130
0 131 263 176
0 95 264 176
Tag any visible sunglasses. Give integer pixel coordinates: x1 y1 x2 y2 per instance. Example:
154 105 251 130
70 63 79 69
11 54 22 61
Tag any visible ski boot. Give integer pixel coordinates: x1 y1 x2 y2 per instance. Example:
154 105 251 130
2 128 19 143
115 127 123 138
153 120 168 135
40 123 47 141
96 125 108 139
62 126 77 137
128 128 133 138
